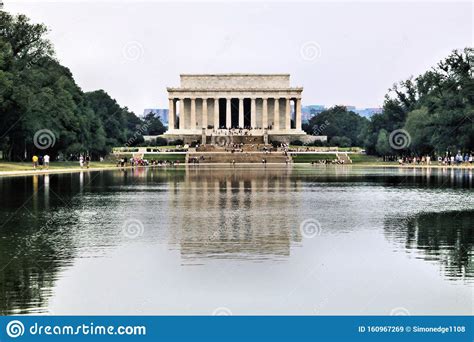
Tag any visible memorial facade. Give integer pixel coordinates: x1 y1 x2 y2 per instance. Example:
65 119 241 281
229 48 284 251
163 74 322 144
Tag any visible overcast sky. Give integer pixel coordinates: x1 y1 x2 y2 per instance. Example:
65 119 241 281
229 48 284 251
6 1 473 115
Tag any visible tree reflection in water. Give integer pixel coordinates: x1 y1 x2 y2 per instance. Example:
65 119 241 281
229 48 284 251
384 210 474 281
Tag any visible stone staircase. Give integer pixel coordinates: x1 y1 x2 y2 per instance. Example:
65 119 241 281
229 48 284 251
336 153 352 164
196 143 274 152
187 152 289 164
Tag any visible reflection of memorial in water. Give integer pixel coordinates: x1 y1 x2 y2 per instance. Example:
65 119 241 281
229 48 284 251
384 210 474 281
166 167 302 262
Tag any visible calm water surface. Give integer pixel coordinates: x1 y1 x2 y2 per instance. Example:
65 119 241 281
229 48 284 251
0 166 472 315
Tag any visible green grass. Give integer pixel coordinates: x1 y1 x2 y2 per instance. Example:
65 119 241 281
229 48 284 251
291 153 384 164
291 154 337 163
348 154 380 163
143 154 186 162
337 147 364 152
0 161 116 172
288 146 363 152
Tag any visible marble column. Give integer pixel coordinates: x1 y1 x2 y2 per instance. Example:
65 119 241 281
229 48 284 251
214 98 219 129
238 98 244 128
250 98 256 128
262 98 268 129
274 98 279 130
168 98 174 130
190 98 196 130
202 98 208 129
226 98 231 128
179 98 185 130
285 98 291 130
295 98 302 131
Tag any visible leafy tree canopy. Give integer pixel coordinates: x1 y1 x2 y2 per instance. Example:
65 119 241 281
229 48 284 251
305 105 369 147
0 12 162 160
365 48 473 156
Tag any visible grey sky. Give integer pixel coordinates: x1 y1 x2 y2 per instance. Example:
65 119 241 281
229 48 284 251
6 1 473 116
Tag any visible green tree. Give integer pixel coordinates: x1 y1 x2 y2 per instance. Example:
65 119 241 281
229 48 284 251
143 112 166 136
365 48 474 156
375 129 391 155
305 106 369 147
0 12 143 160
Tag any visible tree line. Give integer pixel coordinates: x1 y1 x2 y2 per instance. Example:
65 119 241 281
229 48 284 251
304 48 473 156
0 12 166 161
1 13 472 160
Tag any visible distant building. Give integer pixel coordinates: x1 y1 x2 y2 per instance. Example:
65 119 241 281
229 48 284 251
301 104 382 121
143 108 169 127
353 107 382 118
301 105 326 123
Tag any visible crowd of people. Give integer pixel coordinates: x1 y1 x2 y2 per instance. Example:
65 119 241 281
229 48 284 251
29 148 473 170
396 152 473 166
311 159 348 165
117 156 181 167
212 127 271 136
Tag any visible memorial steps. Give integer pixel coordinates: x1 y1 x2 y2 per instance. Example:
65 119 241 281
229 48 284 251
186 152 289 164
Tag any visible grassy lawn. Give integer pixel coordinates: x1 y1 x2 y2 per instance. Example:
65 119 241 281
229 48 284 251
0 161 117 172
348 154 381 163
288 146 363 152
143 154 186 162
291 154 337 163
291 153 390 164
146 146 185 151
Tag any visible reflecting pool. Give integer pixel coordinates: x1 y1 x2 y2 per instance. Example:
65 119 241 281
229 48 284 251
0 166 472 315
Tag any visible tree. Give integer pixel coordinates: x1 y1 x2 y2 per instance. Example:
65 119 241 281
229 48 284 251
306 106 369 147
375 129 391 155
365 48 473 156
330 136 352 147
0 12 144 160
143 112 166 136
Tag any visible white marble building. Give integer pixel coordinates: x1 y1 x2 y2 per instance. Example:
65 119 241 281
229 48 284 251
163 74 323 144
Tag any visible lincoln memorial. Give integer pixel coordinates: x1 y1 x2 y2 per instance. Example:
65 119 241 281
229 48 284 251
163 74 322 144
